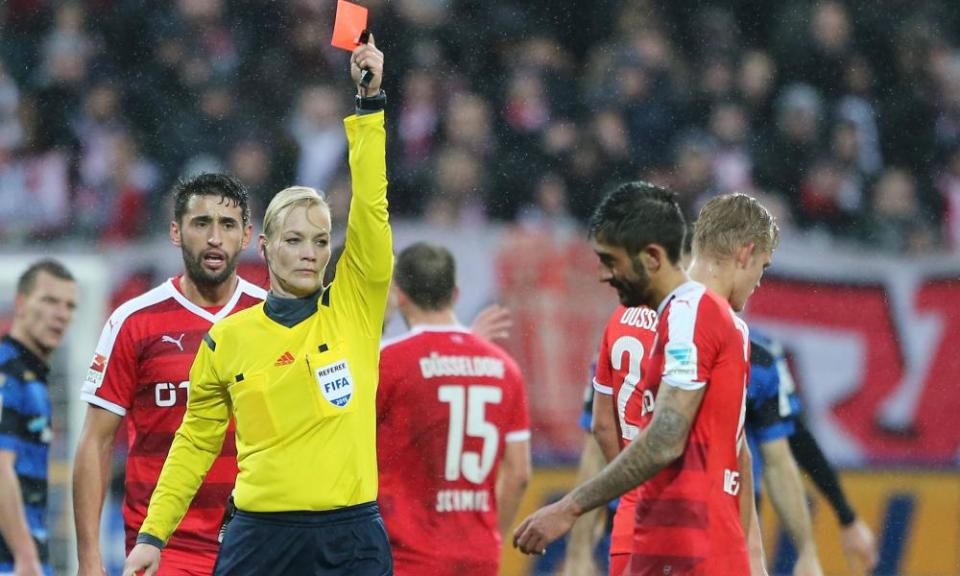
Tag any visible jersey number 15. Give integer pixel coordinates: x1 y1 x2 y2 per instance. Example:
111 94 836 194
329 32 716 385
438 385 502 484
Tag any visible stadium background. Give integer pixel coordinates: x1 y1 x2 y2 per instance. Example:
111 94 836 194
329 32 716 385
1 0 958 574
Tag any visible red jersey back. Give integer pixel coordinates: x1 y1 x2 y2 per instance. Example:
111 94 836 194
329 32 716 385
81 276 265 561
592 304 658 556
623 281 750 576
377 325 530 576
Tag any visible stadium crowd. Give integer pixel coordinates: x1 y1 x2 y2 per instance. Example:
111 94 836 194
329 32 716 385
1 0 959 252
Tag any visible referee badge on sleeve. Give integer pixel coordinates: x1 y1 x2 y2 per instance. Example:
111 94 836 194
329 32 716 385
314 359 354 408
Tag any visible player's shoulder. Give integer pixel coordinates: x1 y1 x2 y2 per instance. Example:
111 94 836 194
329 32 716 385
104 280 183 331
210 301 265 334
0 341 26 382
0 338 19 367
236 277 267 302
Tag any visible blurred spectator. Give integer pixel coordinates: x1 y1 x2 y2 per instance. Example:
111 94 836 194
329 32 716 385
935 145 960 249
289 84 347 192
754 83 823 203
672 131 719 218
858 168 935 253
0 61 23 150
708 100 753 195
425 147 487 227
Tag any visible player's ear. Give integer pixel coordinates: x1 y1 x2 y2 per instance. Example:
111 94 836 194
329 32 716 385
170 220 182 247
257 234 268 261
735 242 755 269
241 222 254 249
639 244 664 273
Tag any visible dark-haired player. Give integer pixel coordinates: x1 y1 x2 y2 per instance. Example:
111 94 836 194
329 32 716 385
73 174 265 576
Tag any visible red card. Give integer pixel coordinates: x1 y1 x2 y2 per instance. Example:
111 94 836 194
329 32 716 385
331 0 368 51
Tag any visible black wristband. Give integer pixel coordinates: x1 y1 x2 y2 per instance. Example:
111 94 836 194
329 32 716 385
136 532 165 550
355 90 386 114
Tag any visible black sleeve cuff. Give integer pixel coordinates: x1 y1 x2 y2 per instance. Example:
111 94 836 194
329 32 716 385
136 533 165 549
355 90 386 115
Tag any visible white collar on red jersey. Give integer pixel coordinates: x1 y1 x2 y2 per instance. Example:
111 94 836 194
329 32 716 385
166 276 264 323
409 324 470 335
656 280 705 317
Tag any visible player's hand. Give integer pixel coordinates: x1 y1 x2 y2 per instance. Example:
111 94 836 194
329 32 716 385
793 547 824 576
471 304 513 342
841 519 878 573
351 33 383 94
121 543 161 576
512 496 579 555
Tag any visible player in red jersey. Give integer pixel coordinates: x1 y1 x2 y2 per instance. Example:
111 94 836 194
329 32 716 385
514 184 778 576
590 304 658 576
377 242 531 576
72 174 265 576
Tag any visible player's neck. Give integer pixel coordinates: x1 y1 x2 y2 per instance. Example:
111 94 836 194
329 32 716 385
179 273 239 308
650 264 690 310
687 257 735 303
403 308 459 329
8 326 51 363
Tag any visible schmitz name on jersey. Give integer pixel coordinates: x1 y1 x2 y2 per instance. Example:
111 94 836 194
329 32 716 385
419 353 505 379
435 488 491 512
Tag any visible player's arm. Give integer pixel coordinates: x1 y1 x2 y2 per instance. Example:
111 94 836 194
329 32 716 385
127 334 230 574
561 434 606 576
73 406 122 575
513 382 703 554
789 419 877 572
496 437 530 537
0 453 42 576
759 438 822 575
591 390 620 463
739 444 768 576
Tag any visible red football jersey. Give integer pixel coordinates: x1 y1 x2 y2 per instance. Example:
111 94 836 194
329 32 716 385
623 281 750 576
377 325 530 576
81 276 265 566
592 304 658 556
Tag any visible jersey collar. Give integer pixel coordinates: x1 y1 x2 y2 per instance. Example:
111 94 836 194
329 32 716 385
656 280 704 317
167 276 253 323
2 334 50 380
264 287 324 328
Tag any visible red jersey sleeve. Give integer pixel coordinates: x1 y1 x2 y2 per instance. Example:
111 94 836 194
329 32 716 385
592 325 614 396
81 310 139 416
503 359 530 441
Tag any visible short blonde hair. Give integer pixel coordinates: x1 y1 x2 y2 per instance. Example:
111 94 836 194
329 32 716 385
262 186 330 240
693 193 779 258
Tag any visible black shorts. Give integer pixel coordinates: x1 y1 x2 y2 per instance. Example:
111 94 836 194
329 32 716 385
214 501 393 576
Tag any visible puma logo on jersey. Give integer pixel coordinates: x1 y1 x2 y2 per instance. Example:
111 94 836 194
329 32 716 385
275 351 295 366
161 334 185 352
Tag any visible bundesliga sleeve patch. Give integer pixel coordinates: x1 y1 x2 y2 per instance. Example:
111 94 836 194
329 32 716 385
314 359 354 407
663 342 699 383
82 353 107 393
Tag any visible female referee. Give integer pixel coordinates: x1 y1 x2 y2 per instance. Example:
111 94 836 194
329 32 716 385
123 37 393 576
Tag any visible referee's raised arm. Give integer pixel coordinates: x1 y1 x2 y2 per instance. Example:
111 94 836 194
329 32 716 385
337 33 393 337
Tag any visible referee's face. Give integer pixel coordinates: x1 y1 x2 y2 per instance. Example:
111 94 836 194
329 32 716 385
265 204 331 298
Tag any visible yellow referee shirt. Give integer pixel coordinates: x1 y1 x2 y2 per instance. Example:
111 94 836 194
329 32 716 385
139 111 392 544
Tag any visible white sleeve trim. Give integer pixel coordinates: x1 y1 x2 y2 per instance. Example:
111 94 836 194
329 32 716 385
662 377 706 392
505 430 531 443
81 393 127 417
592 378 613 395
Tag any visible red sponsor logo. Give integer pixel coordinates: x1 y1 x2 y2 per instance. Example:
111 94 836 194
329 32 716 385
90 353 107 373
